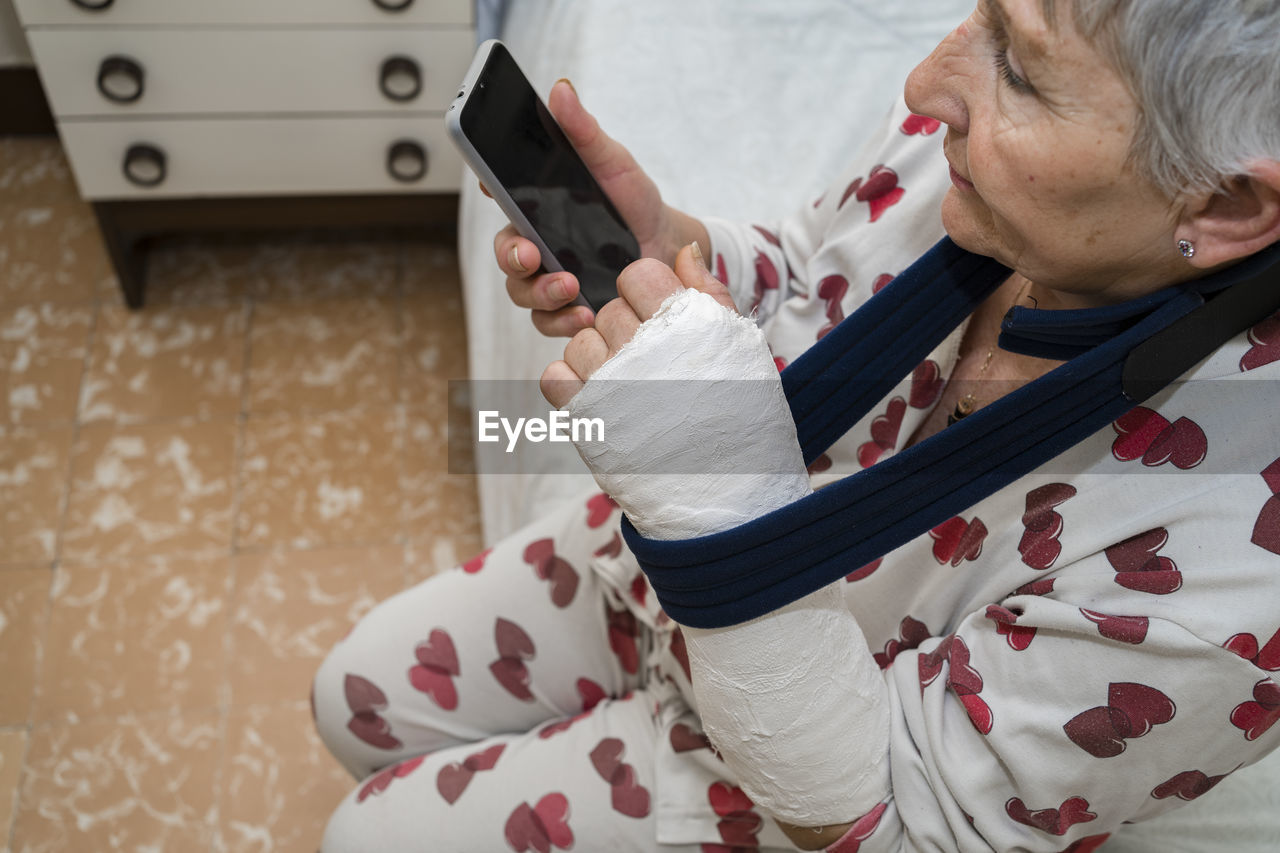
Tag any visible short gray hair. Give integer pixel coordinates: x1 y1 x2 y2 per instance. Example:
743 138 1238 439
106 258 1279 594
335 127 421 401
1044 0 1280 198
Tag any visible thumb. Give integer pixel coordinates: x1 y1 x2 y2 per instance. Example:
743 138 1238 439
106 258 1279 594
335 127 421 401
673 242 739 314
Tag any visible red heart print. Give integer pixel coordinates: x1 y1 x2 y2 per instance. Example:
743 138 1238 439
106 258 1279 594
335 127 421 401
463 743 505 772
629 573 647 607
1108 682 1176 737
1111 408 1207 469
960 693 994 734
858 396 906 467
357 755 424 803
708 781 754 817
1080 609 1149 644
1253 496 1280 555
875 615 931 668
918 635 954 690
1014 577 1057 596
872 273 895 294
714 253 729 286
1225 627 1280 671
1019 483 1076 569
409 629 461 711
846 556 882 582
929 516 987 566
945 636 984 695
1240 310 1280 372
1105 528 1182 595
608 763 651 818
1230 678 1280 740
827 802 889 853
607 604 640 675
462 547 491 574
838 177 864 210
986 605 1036 651
1064 682 1175 756
854 165 905 222
589 738 625 781
1152 768 1233 801
577 678 606 711
1142 417 1207 469
669 723 714 753
523 538 579 608
749 250 780 312
1111 407 1170 462
1005 796 1097 836
585 493 618 528
900 113 942 135
345 674 403 749
752 225 781 246
436 762 473 805
594 532 623 559
807 452 833 475
817 274 848 340
1064 835 1113 853
1262 457 1280 494
538 710 590 740
490 618 536 701
909 360 943 409
505 794 573 853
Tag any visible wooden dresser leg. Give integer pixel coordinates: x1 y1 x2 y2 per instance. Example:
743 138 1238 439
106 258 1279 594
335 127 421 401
92 202 148 309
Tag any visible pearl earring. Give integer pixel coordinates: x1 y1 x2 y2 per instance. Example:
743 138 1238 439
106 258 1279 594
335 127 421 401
1177 239 1196 259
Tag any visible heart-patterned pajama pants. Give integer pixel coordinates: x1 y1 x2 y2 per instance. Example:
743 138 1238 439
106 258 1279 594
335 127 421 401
312 493 803 852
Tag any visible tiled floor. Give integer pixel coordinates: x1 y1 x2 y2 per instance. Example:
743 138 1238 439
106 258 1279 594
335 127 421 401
0 137 483 852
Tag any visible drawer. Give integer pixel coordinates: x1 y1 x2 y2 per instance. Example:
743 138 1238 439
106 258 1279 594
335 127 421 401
27 28 474 117
57 115 463 199
14 0 472 27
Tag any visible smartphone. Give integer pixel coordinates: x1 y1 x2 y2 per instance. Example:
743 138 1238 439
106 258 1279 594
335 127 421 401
447 40 640 312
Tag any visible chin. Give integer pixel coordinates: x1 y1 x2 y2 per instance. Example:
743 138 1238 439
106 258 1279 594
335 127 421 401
940 191 1006 263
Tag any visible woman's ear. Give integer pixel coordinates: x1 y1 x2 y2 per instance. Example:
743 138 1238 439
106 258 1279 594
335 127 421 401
1177 160 1280 269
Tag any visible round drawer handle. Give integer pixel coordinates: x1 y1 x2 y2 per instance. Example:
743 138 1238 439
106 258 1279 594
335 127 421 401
122 144 167 188
371 0 414 11
387 140 428 183
70 0 115 10
379 56 422 103
97 56 145 104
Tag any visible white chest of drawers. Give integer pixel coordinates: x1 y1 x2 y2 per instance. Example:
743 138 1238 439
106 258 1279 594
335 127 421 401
13 0 476 305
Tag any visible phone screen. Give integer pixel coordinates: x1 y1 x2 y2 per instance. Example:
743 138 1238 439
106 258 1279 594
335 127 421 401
459 44 639 310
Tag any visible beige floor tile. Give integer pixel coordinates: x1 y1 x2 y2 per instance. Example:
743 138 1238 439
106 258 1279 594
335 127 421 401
0 303 94 426
228 545 403 706
402 405 483 564
0 202 114 307
61 418 237 564
0 426 74 567
13 711 221 852
33 556 229 723
401 274 470 398
237 409 402 550
80 303 248 423
247 296 399 414
0 728 27 846
217 702 352 853
244 235 399 303
0 138 80 206
0 568 52 726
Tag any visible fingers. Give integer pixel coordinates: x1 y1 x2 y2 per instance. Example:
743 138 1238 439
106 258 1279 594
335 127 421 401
530 305 596 338
548 80 644 191
672 242 740 314
540 360 584 409
494 225 539 279
614 257 686 321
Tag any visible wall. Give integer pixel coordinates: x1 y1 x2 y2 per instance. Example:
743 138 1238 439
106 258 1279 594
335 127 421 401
0 0 32 67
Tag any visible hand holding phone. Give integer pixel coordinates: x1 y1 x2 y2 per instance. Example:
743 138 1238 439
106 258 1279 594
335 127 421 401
447 41 641 312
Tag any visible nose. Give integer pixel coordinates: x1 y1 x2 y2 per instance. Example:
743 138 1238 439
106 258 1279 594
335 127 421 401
904 24 971 136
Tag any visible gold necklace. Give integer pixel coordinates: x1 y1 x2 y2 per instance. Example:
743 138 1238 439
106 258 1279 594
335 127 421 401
947 278 1033 426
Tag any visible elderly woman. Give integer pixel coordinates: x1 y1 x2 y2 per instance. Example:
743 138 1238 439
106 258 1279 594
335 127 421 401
314 0 1280 850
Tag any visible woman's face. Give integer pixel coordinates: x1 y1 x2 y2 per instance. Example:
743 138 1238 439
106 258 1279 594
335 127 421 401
905 0 1189 307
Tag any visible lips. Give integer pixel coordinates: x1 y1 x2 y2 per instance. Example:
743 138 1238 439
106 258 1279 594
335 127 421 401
949 163 975 191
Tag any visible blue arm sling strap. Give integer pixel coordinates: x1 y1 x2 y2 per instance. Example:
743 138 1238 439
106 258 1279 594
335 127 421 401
622 238 1280 628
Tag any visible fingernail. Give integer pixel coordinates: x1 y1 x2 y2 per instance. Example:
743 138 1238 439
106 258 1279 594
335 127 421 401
690 241 708 271
509 244 528 273
557 77 578 96
551 277 568 301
